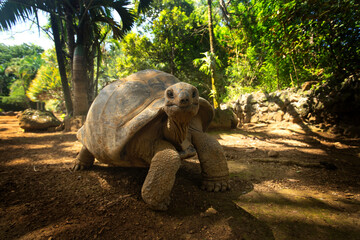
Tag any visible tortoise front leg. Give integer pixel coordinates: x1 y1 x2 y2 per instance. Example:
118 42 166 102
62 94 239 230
191 131 230 192
141 140 181 211
73 146 95 171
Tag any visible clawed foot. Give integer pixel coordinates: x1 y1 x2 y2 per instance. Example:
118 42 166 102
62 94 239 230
201 179 231 192
72 160 92 171
147 197 171 211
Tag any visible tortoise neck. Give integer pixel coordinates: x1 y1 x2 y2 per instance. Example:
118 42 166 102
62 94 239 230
163 117 189 150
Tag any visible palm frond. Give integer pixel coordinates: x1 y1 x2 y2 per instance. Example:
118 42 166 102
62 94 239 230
0 0 55 31
0 1 35 30
89 0 135 38
137 0 153 14
111 1 135 33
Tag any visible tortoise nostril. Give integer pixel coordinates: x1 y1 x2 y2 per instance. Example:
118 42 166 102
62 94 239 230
180 98 189 105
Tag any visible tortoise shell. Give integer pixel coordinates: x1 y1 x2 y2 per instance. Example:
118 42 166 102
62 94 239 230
77 70 213 164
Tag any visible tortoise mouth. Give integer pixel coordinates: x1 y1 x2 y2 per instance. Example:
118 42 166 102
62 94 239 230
164 102 199 121
167 102 199 111
178 102 198 109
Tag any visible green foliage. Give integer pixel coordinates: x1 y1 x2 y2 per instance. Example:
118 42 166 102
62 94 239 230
216 0 360 101
5 54 44 89
0 75 28 111
0 43 43 65
0 43 43 111
2 0 358 109
0 43 43 96
0 95 28 111
27 49 63 102
45 99 63 112
114 32 157 79
193 52 222 75
112 1 216 100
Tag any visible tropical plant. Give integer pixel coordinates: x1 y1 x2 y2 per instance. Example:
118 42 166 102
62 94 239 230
0 47 43 111
26 49 64 109
129 0 219 100
193 51 222 105
0 43 43 96
0 0 153 116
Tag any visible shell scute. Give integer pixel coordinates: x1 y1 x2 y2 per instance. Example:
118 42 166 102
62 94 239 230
77 70 179 165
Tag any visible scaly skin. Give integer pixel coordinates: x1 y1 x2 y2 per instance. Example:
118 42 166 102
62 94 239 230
73 80 230 211
141 140 181 211
191 131 230 192
73 146 95 171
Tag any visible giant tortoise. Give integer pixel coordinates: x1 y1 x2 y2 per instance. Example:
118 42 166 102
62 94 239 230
74 69 230 210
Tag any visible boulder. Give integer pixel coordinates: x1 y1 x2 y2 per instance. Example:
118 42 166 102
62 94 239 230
292 97 310 118
0 111 18 116
18 109 62 131
209 108 238 130
268 150 279 158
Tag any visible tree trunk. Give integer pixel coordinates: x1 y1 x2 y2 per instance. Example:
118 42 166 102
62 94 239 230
72 44 89 116
72 7 91 116
290 55 299 88
50 13 73 116
276 61 280 90
207 0 218 109
88 53 95 104
94 46 101 97
65 6 75 76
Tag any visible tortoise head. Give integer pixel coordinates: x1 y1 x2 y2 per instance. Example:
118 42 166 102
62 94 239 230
163 82 200 123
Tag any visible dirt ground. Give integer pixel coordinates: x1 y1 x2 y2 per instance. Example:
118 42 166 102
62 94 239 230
1 115 360 240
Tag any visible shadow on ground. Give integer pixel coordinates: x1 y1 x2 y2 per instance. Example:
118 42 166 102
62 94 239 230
1 115 360 239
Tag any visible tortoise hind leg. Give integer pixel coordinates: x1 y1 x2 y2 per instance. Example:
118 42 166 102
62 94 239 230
73 146 95 171
141 140 181 211
191 131 230 192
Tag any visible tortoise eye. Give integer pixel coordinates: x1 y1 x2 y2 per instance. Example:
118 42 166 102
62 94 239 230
192 90 197 98
167 90 174 99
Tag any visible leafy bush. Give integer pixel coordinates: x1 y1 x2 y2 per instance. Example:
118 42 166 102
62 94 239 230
0 95 28 111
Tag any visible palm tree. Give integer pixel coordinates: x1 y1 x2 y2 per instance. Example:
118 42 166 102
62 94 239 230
65 0 139 115
0 0 152 116
0 0 74 115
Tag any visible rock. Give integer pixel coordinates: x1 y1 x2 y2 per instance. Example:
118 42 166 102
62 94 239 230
243 113 251 123
260 106 269 113
268 150 279 158
245 148 257 153
268 103 280 112
209 108 238 130
259 113 269 122
252 91 267 102
0 111 18 116
18 109 62 131
6 111 17 116
273 111 284 122
233 77 360 137
283 112 302 123
289 94 300 103
200 207 218 217
244 103 253 113
307 114 317 123
250 115 260 123
293 98 310 118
